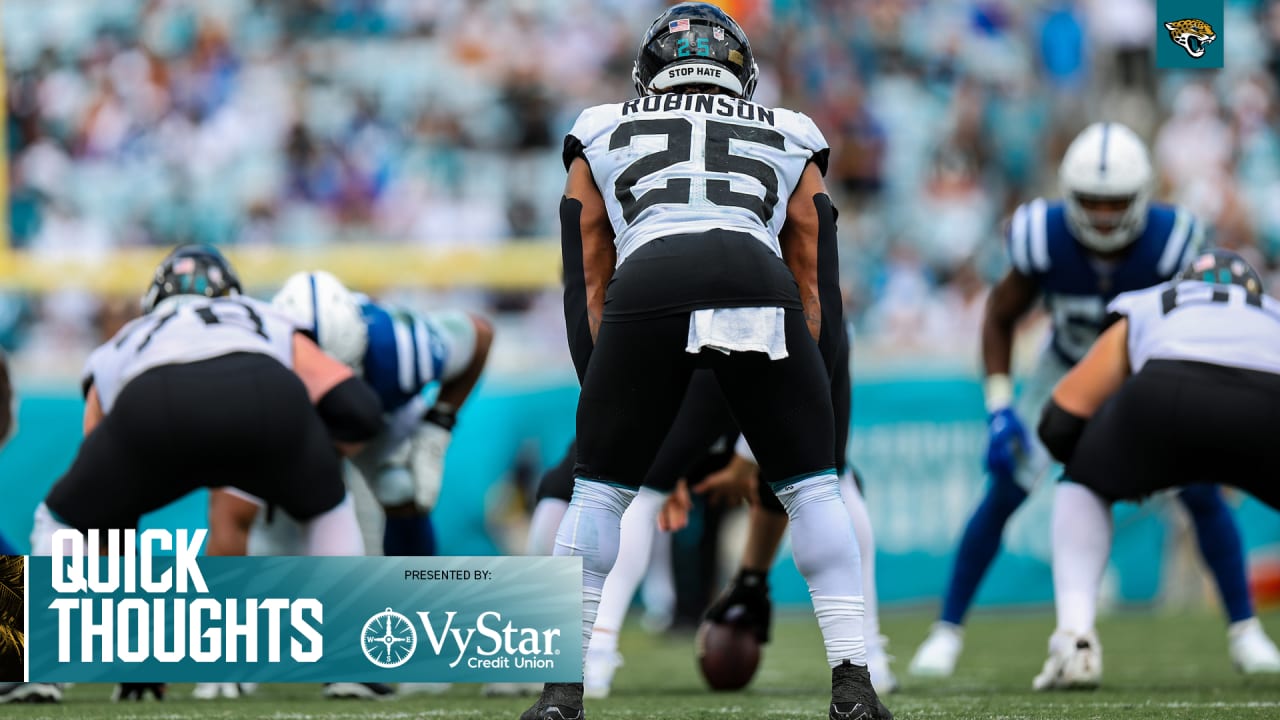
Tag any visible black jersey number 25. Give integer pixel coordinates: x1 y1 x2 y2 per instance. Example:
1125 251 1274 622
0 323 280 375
609 118 786 225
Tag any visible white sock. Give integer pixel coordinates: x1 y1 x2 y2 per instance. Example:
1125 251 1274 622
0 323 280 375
554 479 638 662
1053 482 1113 636
840 472 883 659
641 525 675 623
303 494 365 556
592 487 664 643
774 472 866 667
527 498 569 556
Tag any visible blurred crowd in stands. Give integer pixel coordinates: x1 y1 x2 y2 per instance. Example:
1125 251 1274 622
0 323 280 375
4 0 1280 374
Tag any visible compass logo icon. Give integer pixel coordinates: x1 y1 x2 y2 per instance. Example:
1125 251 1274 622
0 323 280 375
361 607 418 668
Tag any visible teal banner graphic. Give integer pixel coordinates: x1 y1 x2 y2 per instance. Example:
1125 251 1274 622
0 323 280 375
1155 0 1224 69
28 545 582 683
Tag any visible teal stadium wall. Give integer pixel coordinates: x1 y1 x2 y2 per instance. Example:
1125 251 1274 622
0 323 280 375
3 376 1278 610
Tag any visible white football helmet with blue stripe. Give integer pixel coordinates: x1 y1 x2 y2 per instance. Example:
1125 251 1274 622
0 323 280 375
272 271 368 370
1059 122 1153 253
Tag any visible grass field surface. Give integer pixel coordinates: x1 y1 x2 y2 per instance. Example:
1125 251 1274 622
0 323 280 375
8 609 1280 719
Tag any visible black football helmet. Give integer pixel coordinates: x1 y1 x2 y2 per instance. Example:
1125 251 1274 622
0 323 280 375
633 2 759 100
1178 248 1264 295
142 244 243 312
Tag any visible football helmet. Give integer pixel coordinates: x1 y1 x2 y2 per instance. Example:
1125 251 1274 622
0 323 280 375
272 271 369 369
142 244 242 312
633 2 758 100
1059 122 1153 253
1179 249 1264 295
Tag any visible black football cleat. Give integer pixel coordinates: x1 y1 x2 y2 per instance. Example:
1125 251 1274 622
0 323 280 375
519 682 585 720
830 661 891 720
112 683 166 701
323 682 396 699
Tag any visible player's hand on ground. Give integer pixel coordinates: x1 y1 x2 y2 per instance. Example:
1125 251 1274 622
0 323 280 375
693 454 760 508
659 479 693 532
985 406 1028 480
703 569 773 644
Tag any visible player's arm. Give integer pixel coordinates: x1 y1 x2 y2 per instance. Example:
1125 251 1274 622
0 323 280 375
83 384 104 436
1040 318 1131 463
780 162 828 341
981 269 1039 404
206 489 260 557
292 332 384 456
565 157 616 343
431 313 494 423
0 350 13 445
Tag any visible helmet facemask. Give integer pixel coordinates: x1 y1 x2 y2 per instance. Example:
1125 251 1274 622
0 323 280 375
1059 122 1154 254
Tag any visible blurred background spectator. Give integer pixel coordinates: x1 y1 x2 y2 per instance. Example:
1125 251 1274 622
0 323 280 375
2 0 1278 371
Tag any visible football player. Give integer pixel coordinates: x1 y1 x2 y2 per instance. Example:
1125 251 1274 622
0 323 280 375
15 246 382 705
31 246 380 556
201 270 492 701
1034 249 1280 687
525 4 890 720
908 123 1280 679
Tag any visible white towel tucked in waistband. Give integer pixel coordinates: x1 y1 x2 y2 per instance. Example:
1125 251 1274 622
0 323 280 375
686 307 788 360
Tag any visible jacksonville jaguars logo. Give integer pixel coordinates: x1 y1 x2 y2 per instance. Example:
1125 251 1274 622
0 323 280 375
1163 18 1216 59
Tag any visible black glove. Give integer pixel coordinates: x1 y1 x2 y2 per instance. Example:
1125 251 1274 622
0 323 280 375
114 683 166 701
703 568 772 644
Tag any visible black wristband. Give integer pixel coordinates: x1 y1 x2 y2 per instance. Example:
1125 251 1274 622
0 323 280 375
424 405 457 431
738 568 769 589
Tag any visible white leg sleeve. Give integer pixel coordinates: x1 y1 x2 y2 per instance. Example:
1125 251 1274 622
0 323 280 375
591 487 665 649
31 502 74 556
527 498 569 556
1053 482 1113 636
554 479 638 662
840 472 882 658
775 472 866 667
301 494 365 556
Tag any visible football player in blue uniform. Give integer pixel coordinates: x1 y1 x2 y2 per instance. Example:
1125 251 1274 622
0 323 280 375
908 122 1280 678
198 271 492 701
267 270 493 561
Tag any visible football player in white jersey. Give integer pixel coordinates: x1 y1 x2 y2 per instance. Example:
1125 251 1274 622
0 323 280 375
909 122 1280 680
16 246 383 705
525 4 889 720
30 246 382 557
1034 249 1280 688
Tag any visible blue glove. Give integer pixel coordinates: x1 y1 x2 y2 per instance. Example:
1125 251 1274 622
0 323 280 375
985 407 1028 480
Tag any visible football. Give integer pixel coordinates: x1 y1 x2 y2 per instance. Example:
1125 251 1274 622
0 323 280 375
696 620 762 691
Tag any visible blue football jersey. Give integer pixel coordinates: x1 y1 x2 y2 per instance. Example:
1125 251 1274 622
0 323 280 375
359 302 449 412
1006 199 1204 364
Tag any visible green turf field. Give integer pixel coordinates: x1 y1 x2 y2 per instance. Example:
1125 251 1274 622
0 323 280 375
8 609 1280 719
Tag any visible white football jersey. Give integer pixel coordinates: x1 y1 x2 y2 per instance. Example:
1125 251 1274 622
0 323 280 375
84 296 300 413
566 93 829 265
1109 280 1280 375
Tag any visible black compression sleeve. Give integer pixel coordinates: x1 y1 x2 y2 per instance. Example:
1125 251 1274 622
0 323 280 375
317 377 384 443
814 193 843 379
560 196 593 385
1038 398 1088 464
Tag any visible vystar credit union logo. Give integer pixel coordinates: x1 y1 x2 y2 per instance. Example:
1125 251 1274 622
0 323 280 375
362 608 562 670
361 608 417 668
